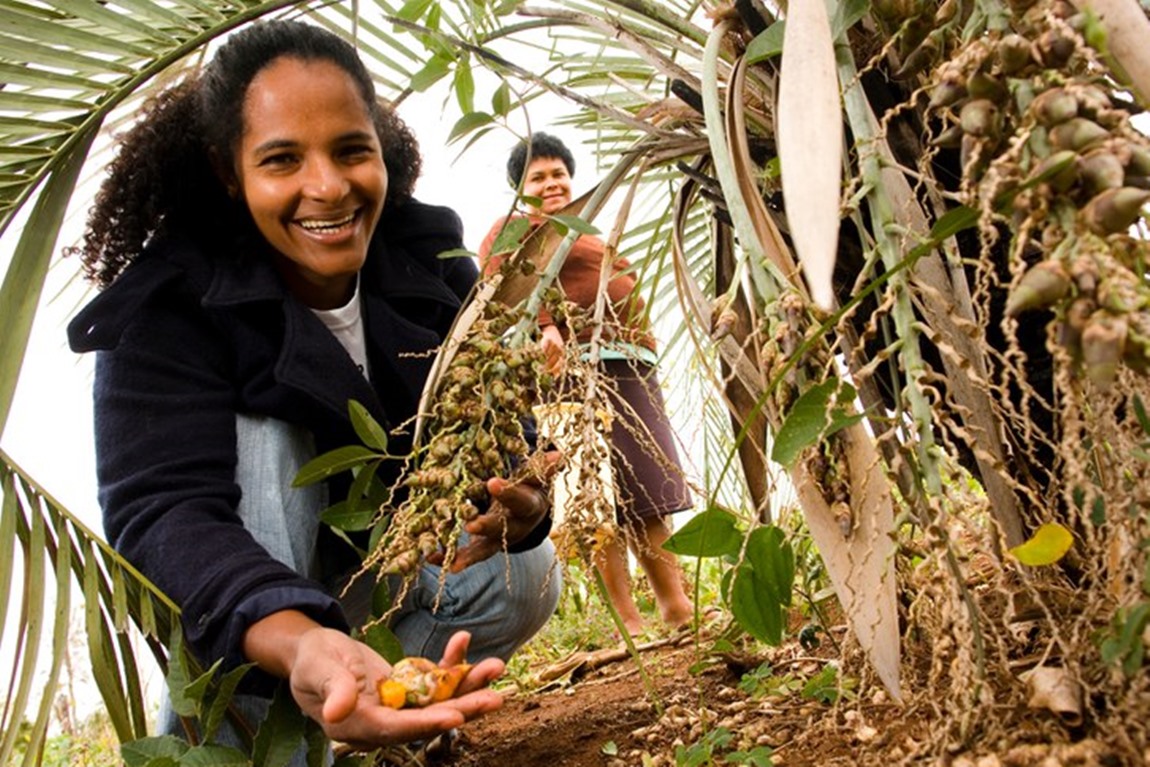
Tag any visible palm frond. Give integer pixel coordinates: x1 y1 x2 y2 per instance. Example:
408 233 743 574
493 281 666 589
0 449 180 761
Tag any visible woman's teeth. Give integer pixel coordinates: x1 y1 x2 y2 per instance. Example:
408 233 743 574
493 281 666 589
299 212 355 232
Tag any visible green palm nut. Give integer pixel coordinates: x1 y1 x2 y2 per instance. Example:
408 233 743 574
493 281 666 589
1060 296 1096 359
1035 28 1076 69
1078 150 1126 196
1081 187 1150 235
929 70 968 109
997 33 1035 76
1028 149 1079 193
1048 117 1110 153
967 71 1008 104
1128 146 1150 177
960 99 1001 139
1006 260 1072 317
1029 87 1078 128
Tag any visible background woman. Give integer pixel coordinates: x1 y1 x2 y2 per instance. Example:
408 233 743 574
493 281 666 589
478 132 697 638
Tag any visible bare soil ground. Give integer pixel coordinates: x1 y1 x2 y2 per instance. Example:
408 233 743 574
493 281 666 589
422 627 1140 767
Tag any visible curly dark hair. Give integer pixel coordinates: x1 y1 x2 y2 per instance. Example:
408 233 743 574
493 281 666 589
72 19 422 288
506 131 575 189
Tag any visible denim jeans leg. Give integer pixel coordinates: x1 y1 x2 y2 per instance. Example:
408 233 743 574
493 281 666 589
159 415 328 767
388 538 563 662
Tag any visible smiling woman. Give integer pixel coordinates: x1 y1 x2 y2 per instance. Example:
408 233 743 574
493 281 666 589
59 18 562 764
230 57 387 309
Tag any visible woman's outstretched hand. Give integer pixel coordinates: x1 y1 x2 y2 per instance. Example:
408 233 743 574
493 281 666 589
246 614 504 751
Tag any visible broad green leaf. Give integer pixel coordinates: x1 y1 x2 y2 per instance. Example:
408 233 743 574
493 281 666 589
744 525 795 608
182 658 226 715
831 0 870 39
447 111 495 143
293 445 379 487
121 735 189 767
396 0 436 23
410 54 452 92
349 400 388 452
361 620 404 664
491 81 511 116
744 21 785 64
489 217 532 256
731 560 784 645
664 505 742 558
801 664 841 704
771 378 863 467
202 663 255 743
165 626 198 718
1008 522 1074 566
252 682 308 767
320 498 380 532
453 55 475 114
179 744 250 767
550 214 600 236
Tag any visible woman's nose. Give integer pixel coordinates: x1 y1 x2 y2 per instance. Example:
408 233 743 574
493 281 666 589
301 159 348 200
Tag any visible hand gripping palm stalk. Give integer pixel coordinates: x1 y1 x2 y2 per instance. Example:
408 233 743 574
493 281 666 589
361 298 551 587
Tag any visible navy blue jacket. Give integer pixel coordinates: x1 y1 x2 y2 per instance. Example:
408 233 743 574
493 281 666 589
67 199 547 673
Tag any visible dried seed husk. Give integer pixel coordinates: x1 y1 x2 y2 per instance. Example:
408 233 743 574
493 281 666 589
1080 187 1150 235
1048 117 1110 153
1006 260 1072 317
1080 313 1127 390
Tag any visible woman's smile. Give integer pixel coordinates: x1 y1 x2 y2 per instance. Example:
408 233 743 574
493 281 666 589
232 56 387 309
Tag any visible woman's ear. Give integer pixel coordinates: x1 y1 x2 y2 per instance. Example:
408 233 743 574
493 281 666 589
208 149 239 199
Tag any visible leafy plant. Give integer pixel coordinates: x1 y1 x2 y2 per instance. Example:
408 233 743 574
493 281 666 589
674 726 773 767
665 507 796 646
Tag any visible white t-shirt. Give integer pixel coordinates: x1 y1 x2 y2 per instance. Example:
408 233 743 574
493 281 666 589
310 279 370 379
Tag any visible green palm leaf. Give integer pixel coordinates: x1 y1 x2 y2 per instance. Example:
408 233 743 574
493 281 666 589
0 450 181 762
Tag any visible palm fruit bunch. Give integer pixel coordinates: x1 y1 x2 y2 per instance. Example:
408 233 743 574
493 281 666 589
365 300 551 578
377 657 472 708
923 0 1150 390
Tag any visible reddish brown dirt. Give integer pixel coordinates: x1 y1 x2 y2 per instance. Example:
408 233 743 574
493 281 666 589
421 631 1137 767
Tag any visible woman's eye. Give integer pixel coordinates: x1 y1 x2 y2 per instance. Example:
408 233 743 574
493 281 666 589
260 153 297 169
342 144 378 161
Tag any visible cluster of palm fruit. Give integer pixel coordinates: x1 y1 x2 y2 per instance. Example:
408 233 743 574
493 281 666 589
366 301 551 577
920 0 1150 389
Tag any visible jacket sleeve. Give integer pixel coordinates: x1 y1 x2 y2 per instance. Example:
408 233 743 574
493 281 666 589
91 285 346 679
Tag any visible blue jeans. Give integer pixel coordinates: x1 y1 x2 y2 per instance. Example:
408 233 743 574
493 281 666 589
160 415 561 763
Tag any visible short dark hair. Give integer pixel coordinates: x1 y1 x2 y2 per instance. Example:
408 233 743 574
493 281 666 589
506 131 575 188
